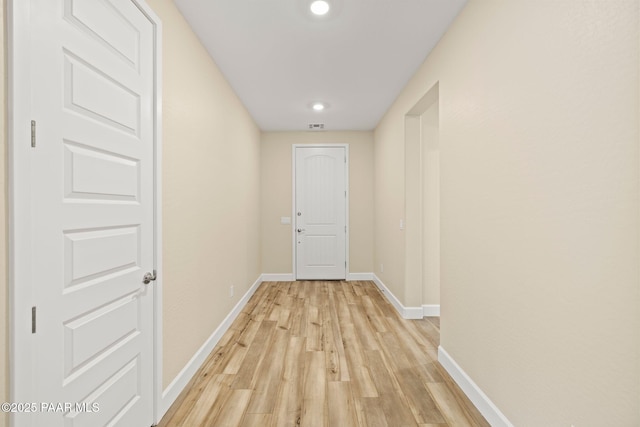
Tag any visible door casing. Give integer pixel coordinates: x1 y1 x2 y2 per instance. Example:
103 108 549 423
292 144 350 280
7 0 164 424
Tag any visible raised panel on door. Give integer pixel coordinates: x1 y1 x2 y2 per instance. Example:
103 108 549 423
27 0 156 425
295 147 347 280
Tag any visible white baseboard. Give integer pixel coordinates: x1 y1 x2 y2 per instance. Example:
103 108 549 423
159 273 440 419
403 306 424 319
263 273 376 282
422 304 440 317
346 272 375 281
262 273 378 282
371 274 404 315
438 346 513 427
160 275 263 416
261 273 294 281
371 274 423 319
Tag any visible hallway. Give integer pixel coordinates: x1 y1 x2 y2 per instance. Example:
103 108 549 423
159 281 489 426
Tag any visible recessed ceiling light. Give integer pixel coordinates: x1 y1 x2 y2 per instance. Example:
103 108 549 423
312 102 325 111
310 0 330 16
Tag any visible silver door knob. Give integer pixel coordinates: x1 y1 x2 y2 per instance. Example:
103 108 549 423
143 271 157 284
297 228 305 233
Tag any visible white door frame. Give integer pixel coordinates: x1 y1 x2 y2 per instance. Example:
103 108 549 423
7 1 164 425
291 144 350 280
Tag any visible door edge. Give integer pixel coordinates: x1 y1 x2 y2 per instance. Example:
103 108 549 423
130 1 164 423
8 1 36 425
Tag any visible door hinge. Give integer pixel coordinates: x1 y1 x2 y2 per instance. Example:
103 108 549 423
31 120 36 148
344 225 347 232
31 306 36 333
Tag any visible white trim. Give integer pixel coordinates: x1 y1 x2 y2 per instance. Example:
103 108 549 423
346 272 375 281
291 147 296 279
372 275 423 320
345 145 350 280
403 306 424 319
438 346 514 427
372 274 404 316
130 1 164 423
261 273 295 282
159 275 263 417
422 304 440 317
292 144 350 280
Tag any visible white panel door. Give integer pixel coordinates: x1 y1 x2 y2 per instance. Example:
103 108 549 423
28 0 156 425
295 146 347 280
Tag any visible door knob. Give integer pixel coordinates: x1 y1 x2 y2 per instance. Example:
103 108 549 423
143 271 157 284
297 228 305 233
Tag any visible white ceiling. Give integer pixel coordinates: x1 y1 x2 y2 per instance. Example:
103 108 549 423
173 0 468 131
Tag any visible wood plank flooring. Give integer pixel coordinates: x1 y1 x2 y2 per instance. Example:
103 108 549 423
158 281 489 427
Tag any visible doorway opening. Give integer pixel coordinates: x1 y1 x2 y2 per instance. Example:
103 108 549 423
404 83 440 315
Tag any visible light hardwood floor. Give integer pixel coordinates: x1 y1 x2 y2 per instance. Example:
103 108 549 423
158 281 490 427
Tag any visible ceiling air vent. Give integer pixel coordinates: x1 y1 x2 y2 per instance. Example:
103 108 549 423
308 123 325 130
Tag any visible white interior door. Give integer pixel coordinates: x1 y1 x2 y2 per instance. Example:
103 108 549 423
295 146 347 280
20 0 157 425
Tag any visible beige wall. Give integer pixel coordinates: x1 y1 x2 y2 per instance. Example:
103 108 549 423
261 132 374 275
144 0 261 389
3 0 639 425
375 0 639 425
1 1 6 425
0 0 261 416
374 116 406 302
421 103 440 306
